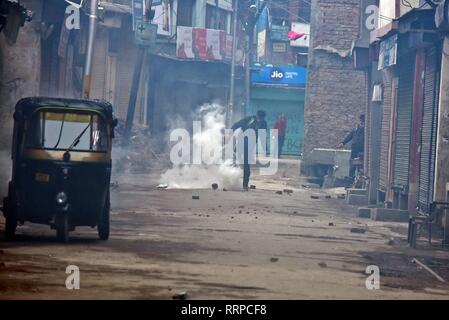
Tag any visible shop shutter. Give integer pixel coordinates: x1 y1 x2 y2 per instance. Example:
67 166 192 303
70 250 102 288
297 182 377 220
115 25 137 119
379 75 392 190
418 47 440 213
393 52 415 191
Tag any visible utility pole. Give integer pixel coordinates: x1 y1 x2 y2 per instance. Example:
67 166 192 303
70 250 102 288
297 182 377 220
83 0 98 99
227 0 238 127
242 0 268 116
124 47 146 140
124 0 153 141
245 30 253 116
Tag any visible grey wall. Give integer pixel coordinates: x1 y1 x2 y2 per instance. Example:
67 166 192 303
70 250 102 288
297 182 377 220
0 0 43 199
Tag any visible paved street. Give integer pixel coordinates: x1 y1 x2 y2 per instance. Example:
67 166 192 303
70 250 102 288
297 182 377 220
1 167 449 299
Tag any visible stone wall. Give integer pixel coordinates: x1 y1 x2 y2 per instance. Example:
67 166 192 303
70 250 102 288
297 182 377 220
303 0 367 169
0 0 42 199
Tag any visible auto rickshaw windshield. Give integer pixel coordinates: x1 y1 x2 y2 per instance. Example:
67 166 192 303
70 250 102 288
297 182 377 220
24 110 109 152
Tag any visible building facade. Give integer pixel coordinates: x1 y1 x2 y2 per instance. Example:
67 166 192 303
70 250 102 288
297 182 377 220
251 0 310 155
303 0 367 169
0 0 244 194
355 0 449 243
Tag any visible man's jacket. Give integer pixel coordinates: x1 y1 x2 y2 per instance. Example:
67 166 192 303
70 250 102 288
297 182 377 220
342 125 364 152
231 116 267 141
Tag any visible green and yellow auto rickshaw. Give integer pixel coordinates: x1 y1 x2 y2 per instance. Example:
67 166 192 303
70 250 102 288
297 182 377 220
2 97 117 242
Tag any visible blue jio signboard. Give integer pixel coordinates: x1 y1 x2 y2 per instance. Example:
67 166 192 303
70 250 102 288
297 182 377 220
250 65 307 155
252 65 307 87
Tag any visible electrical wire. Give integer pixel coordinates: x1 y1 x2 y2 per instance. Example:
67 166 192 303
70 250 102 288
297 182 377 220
268 1 310 24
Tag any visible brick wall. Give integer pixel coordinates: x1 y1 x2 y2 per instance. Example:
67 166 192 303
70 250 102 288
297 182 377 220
303 0 367 166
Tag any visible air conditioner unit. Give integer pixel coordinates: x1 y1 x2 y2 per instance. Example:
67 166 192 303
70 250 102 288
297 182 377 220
435 0 449 31
64 0 84 9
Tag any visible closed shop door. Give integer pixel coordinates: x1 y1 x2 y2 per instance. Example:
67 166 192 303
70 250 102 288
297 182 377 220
379 75 392 191
251 87 305 156
393 52 415 192
418 47 440 213
251 99 305 155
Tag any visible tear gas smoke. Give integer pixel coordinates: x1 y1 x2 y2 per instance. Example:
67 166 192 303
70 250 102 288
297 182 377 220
160 103 242 189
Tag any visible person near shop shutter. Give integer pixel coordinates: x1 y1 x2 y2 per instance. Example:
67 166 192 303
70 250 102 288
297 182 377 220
273 113 287 157
339 113 365 177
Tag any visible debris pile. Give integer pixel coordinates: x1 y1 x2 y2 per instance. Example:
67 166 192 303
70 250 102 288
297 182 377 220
112 120 168 174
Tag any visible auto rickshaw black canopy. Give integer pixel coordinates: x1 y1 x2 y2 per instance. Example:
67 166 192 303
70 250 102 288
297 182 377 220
14 97 114 122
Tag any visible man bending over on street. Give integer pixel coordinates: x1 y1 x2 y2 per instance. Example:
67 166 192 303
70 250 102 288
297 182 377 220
231 110 267 191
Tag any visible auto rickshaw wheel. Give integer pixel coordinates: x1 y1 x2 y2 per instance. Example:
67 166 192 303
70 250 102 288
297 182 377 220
98 195 110 241
4 193 17 240
56 213 69 243
5 215 17 240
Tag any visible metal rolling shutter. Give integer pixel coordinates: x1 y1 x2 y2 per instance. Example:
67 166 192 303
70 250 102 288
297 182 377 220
393 52 415 191
379 75 392 190
418 47 440 213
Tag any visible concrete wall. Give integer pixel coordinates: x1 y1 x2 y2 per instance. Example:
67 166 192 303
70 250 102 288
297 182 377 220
0 0 43 199
303 0 367 163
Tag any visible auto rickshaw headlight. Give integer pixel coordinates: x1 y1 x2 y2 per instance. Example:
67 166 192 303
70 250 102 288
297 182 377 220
55 192 68 205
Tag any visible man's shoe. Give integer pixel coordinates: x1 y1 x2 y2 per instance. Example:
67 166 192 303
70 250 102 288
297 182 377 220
242 186 249 192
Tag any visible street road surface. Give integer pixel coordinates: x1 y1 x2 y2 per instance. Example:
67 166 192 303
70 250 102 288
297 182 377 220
1 173 449 299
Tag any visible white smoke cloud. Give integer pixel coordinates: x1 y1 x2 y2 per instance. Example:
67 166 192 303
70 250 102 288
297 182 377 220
160 103 242 190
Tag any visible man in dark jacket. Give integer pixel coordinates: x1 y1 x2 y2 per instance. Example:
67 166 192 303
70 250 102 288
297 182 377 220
339 114 365 177
231 110 268 191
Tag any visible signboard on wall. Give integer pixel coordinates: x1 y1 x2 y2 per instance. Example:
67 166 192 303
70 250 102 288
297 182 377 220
176 26 233 61
270 25 290 42
272 42 287 53
133 0 172 35
252 66 307 87
290 23 310 47
152 0 172 36
378 34 397 70
135 20 158 47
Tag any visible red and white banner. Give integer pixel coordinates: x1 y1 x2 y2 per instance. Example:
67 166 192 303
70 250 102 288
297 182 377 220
176 26 233 62
176 26 194 59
